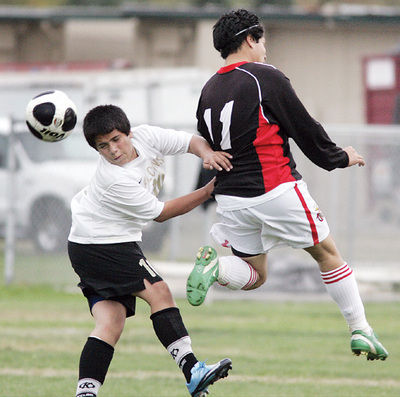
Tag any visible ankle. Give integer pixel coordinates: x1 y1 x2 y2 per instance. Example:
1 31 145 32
350 326 372 335
76 378 101 397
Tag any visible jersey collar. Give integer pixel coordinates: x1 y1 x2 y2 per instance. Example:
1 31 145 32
217 61 248 74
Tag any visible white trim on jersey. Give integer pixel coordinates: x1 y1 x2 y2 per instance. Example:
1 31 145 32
254 62 277 69
236 66 270 123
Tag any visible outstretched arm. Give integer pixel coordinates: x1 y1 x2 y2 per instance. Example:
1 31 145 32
188 135 233 172
264 68 349 171
154 178 215 222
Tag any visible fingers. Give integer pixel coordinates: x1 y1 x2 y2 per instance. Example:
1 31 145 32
343 146 365 167
203 177 216 197
203 151 233 171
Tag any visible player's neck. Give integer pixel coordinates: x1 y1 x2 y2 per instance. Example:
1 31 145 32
225 52 253 66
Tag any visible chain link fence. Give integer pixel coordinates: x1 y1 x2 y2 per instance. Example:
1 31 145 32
1 118 400 293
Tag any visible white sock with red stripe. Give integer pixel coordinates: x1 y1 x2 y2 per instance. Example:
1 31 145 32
217 256 258 290
321 263 371 333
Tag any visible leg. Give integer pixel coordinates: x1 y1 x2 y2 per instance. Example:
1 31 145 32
134 278 176 314
135 281 195 376
136 279 232 396
303 234 344 272
305 234 368 331
305 234 388 361
217 252 267 290
76 300 126 397
91 300 127 346
186 246 267 306
231 253 268 290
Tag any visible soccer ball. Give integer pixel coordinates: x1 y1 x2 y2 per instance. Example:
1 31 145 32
26 90 77 142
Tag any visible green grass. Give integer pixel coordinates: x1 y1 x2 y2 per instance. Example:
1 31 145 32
0 285 399 397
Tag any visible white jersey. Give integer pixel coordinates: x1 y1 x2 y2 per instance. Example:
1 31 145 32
68 125 192 244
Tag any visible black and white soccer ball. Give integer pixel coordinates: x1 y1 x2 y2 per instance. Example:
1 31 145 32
26 90 77 142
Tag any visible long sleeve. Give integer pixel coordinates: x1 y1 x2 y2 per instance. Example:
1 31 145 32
262 68 349 171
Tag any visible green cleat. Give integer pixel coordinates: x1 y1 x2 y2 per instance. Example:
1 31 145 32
186 246 219 306
351 330 388 361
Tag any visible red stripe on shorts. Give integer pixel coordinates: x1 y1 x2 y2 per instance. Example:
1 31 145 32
294 183 319 245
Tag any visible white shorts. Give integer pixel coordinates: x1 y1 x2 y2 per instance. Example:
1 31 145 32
210 181 330 256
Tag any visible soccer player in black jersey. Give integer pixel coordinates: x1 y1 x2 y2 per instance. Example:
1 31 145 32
186 8 388 361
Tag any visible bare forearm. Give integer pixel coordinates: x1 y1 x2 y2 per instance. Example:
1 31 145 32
154 187 210 222
188 135 211 157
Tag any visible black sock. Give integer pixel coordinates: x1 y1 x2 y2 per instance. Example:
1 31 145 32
79 337 114 384
180 353 198 382
151 307 198 382
151 307 189 347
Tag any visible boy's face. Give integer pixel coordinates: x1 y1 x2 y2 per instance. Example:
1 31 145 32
95 129 137 166
253 35 267 63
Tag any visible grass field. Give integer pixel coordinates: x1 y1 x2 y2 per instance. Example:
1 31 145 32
0 284 399 397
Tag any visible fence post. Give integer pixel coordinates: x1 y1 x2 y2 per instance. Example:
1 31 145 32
5 116 17 285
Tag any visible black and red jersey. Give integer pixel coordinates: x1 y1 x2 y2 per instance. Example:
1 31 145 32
196 61 348 198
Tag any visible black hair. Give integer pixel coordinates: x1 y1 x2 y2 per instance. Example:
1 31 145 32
213 9 264 59
83 104 131 149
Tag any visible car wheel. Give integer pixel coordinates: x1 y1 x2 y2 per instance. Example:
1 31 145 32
30 196 71 253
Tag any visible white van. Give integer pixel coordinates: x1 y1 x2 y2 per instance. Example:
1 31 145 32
0 118 97 252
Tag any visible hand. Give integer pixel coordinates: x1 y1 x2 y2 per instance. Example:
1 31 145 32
343 146 365 167
202 177 216 198
202 151 233 172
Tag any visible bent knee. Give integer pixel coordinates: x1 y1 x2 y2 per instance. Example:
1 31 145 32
255 271 267 288
151 280 173 299
94 319 125 345
243 271 267 290
145 280 176 308
105 321 124 339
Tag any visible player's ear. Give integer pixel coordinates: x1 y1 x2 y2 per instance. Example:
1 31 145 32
128 131 133 138
245 35 256 48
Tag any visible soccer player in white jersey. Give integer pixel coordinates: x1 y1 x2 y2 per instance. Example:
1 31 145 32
68 104 233 397
186 9 388 361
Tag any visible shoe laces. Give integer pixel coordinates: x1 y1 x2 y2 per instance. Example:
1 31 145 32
192 360 208 374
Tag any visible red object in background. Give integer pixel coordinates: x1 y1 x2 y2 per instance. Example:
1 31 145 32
363 54 400 216
363 54 400 124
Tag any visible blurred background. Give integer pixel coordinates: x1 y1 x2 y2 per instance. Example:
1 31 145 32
0 0 399 300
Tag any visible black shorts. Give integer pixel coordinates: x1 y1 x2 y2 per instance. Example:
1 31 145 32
68 241 163 317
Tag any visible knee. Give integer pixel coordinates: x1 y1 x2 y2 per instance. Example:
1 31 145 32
104 319 125 343
147 280 176 309
243 270 267 290
94 315 125 346
305 236 344 271
152 281 173 300
254 271 267 288
242 255 268 290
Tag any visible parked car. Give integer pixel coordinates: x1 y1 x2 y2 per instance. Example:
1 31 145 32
0 118 173 253
0 118 97 252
